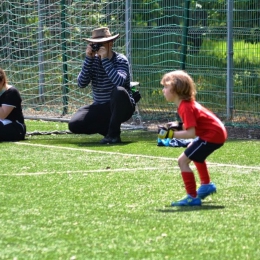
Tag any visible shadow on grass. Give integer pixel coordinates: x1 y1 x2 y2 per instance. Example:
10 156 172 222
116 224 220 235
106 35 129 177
26 140 135 148
25 132 155 147
78 142 134 147
157 203 225 212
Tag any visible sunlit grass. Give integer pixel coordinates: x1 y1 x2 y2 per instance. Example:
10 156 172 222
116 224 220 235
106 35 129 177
0 121 259 259
201 39 260 65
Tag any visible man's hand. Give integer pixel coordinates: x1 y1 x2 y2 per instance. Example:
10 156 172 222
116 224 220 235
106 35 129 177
98 46 108 59
86 44 95 58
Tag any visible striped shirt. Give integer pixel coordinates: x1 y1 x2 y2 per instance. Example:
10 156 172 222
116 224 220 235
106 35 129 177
77 52 132 104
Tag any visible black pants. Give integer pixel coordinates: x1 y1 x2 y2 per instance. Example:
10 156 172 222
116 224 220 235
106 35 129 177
68 86 135 137
0 121 26 142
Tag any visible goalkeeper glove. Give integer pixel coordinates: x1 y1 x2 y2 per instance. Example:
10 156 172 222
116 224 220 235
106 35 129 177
158 125 175 139
166 121 183 131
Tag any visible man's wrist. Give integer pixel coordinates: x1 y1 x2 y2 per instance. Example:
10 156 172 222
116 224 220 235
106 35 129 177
86 55 94 59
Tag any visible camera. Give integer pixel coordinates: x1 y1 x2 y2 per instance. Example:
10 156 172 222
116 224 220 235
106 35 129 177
91 43 102 52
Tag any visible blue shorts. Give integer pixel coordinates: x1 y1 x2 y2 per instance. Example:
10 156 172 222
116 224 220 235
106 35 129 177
184 137 224 163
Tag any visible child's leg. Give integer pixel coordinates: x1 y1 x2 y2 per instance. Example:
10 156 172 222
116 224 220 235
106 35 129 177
178 152 197 198
181 138 224 201
184 138 223 186
194 161 210 184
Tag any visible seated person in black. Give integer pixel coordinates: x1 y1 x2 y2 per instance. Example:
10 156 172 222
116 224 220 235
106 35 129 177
0 68 26 141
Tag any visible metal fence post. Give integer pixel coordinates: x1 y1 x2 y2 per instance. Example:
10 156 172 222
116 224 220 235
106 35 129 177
181 0 190 70
61 0 69 115
227 0 234 120
125 0 132 79
37 0 45 104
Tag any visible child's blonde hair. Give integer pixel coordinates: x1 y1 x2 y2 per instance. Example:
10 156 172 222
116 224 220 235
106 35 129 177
161 70 196 101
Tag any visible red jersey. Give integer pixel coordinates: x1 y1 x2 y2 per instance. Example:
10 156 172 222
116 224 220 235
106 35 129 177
178 100 227 144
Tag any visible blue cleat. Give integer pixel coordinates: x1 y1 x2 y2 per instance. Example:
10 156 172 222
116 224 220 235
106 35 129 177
171 194 202 206
197 182 216 200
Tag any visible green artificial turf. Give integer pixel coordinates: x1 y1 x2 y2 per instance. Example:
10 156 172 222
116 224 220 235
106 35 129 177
0 120 259 259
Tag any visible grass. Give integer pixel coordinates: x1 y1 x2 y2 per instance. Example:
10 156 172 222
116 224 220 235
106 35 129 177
0 120 260 259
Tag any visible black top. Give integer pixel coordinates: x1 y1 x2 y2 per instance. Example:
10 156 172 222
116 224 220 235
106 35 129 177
0 86 25 124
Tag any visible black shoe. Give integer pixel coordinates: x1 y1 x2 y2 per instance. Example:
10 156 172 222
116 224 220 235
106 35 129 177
100 135 121 144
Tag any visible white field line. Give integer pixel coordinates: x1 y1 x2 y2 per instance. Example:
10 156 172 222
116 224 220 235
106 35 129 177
15 142 260 171
0 167 180 176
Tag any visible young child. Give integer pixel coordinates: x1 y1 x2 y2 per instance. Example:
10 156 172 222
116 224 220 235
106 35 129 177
160 70 227 206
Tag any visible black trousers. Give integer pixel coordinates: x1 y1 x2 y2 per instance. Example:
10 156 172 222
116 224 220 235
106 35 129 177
68 86 135 137
0 121 26 142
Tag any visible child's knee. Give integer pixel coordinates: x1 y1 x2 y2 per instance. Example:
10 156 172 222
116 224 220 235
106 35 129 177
178 153 190 168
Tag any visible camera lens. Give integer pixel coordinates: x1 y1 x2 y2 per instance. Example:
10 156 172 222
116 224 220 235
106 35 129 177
91 43 102 52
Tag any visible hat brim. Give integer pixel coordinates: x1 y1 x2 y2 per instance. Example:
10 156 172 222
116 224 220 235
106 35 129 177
84 34 119 43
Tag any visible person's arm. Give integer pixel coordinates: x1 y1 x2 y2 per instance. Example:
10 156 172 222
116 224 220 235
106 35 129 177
0 105 14 120
101 55 129 87
173 127 196 139
77 56 94 88
77 44 95 88
176 101 197 139
0 87 19 120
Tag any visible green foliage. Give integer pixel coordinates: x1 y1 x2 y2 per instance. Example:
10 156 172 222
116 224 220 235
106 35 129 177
133 38 260 117
1 0 260 125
